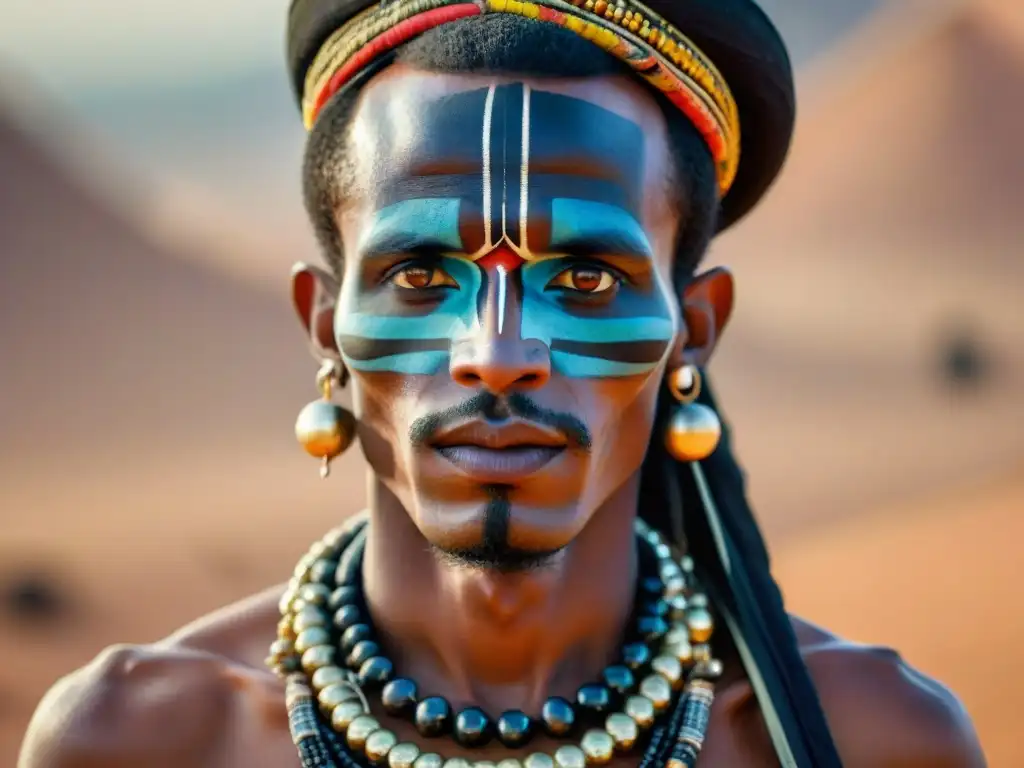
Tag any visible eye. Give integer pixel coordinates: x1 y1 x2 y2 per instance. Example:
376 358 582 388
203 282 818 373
389 263 459 290
548 265 620 294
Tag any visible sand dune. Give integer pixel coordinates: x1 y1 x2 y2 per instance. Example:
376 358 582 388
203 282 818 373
1 0 1023 763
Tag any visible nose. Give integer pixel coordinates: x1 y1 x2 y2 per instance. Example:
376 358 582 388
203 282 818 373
449 266 551 393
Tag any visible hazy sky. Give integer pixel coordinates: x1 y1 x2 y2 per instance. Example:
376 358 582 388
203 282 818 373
2 0 287 92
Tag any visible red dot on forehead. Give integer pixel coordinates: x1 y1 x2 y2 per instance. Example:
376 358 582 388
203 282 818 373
477 246 525 273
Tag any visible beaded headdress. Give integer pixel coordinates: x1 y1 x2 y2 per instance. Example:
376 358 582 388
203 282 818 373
300 0 741 197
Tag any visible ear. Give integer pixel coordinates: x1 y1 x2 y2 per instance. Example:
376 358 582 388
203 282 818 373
291 262 342 362
676 266 735 369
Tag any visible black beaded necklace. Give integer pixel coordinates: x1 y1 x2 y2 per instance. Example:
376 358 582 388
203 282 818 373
271 518 722 768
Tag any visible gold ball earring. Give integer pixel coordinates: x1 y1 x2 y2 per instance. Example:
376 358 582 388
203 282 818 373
665 365 721 462
295 360 356 479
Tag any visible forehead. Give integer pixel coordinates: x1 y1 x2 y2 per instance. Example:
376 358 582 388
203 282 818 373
343 66 677 258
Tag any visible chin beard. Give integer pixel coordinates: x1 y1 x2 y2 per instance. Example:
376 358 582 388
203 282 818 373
432 489 563 573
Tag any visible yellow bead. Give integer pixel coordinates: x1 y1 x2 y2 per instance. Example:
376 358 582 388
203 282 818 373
269 638 294 658
686 608 714 643
299 582 332 606
580 729 615 765
554 746 586 768
663 638 694 666
624 695 655 729
312 666 348 691
293 605 329 633
278 617 297 641
651 656 683 688
347 715 381 751
301 645 337 674
332 700 367 731
665 403 721 462
295 627 331 654
524 755 554 768
389 744 421 768
318 683 359 714
365 729 399 764
605 713 639 751
639 674 672 713
414 755 444 768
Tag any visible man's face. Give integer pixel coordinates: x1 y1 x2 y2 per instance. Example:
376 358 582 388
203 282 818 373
330 66 686 565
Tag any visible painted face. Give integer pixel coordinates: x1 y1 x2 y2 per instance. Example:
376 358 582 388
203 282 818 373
336 68 684 561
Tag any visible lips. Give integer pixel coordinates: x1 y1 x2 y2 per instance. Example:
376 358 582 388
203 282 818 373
430 420 567 482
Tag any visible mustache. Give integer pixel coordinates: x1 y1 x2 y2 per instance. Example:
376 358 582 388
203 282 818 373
409 392 592 451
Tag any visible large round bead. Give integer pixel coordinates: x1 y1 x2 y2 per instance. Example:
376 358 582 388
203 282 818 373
358 657 394 687
541 697 575 736
414 755 443 768
331 700 366 732
496 710 532 747
296 400 355 459
664 403 721 462
638 675 672 713
553 745 586 768
388 743 421 768
620 642 651 671
329 585 360 611
348 640 381 669
454 707 493 747
365 729 399 764
318 683 359 714
346 715 381 751
295 627 331 654
415 697 452 737
382 678 419 716
341 623 373 653
604 713 638 751
334 604 363 632
301 645 337 674
624 695 655 729
580 729 615 765
650 656 683 689
299 582 331 605
601 665 635 696
443 759 471 768
686 608 714 643
312 666 348 691
576 684 612 714
524 755 554 768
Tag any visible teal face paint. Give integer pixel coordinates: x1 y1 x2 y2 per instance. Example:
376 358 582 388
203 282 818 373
335 84 680 379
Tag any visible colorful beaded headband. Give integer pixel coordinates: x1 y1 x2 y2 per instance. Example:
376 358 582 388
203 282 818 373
300 0 742 196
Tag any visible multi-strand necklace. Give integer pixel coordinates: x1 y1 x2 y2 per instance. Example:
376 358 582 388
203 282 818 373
268 518 723 768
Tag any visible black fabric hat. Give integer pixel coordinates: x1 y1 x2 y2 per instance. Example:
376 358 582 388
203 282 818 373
286 0 796 231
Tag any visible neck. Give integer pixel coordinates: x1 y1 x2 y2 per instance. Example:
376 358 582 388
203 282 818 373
362 478 641 715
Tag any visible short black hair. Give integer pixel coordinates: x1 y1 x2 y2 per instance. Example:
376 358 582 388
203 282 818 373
302 13 719 283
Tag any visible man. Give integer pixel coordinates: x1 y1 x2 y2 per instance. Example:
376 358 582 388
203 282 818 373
20 0 984 766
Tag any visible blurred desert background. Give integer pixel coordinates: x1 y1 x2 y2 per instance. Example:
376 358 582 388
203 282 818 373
1 0 1021 764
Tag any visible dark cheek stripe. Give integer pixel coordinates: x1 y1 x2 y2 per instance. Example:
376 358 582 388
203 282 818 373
339 335 450 360
550 338 671 364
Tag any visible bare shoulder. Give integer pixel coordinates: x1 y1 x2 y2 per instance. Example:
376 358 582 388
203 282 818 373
19 585 290 768
791 617 986 767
